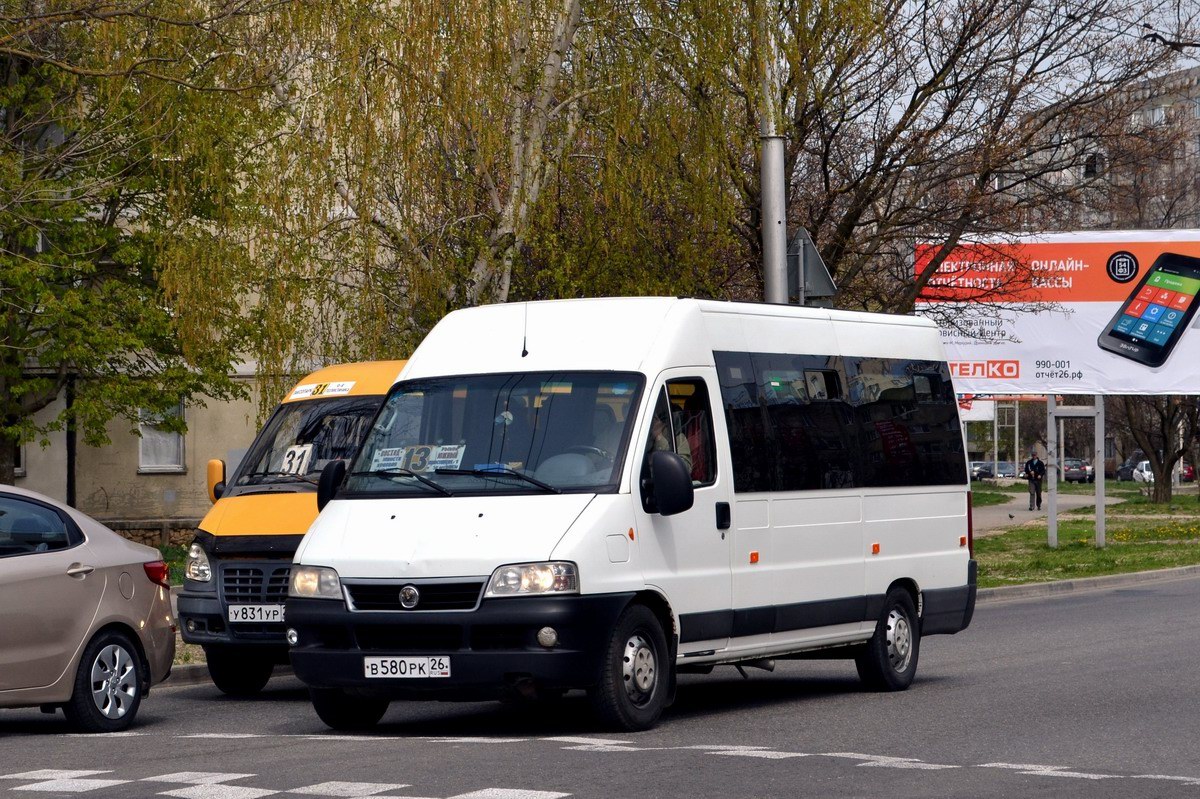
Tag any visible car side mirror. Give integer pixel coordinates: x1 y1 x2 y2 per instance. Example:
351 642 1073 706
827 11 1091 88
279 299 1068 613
206 459 226 504
647 450 694 517
317 460 347 512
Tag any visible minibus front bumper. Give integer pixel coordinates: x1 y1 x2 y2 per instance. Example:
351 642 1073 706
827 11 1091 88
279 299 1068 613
286 592 635 699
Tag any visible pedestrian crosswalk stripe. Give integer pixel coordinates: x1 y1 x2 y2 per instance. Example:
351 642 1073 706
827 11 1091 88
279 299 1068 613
143 773 257 785
160 786 279 799
284 782 412 797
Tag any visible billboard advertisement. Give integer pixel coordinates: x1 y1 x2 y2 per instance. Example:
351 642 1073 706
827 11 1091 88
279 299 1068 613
914 231 1200 395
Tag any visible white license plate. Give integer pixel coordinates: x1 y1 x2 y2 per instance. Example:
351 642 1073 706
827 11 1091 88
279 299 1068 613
227 604 286 623
363 656 451 679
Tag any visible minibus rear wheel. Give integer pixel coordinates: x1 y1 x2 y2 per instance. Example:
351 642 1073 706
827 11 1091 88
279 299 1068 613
204 646 274 696
856 588 920 691
589 604 670 731
310 688 389 731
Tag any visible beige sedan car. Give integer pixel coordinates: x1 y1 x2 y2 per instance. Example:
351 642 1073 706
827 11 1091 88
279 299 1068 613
0 485 175 731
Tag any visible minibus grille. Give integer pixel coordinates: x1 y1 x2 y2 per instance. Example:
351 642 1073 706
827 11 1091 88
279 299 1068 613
222 565 292 603
345 580 485 612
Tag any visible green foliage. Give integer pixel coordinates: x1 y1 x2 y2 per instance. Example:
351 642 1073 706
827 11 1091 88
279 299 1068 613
0 2 267 479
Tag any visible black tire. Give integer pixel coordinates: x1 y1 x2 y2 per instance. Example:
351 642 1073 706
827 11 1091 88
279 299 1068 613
856 588 920 692
310 688 389 731
204 646 274 696
589 604 670 731
63 630 144 733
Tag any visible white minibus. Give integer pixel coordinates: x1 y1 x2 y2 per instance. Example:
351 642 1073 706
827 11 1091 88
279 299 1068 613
286 298 976 731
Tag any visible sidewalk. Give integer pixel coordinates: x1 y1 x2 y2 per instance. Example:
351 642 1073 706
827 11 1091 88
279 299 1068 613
973 488 1123 535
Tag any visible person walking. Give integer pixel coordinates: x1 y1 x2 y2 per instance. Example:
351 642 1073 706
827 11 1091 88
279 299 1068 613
1023 451 1046 511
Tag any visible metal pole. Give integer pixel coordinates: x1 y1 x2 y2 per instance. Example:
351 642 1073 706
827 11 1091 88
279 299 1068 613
759 9 787 304
1014 399 1020 466
992 405 999 477
1095 395 1105 548
1047 394 1058 548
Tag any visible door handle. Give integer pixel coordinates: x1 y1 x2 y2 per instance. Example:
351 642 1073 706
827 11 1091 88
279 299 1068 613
67 563 95 577
716 502 731 530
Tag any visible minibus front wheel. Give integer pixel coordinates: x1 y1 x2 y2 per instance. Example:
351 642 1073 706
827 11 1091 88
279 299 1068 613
589 604 670 731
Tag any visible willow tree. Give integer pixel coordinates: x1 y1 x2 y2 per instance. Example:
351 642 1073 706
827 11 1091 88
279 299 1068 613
0 1 270 484
248 0 634 377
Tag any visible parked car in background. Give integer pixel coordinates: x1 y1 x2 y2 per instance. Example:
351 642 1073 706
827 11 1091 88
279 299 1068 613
0 485 175 732
1062 458 1095 483
970 461 994 480
995 461 1017 478
1182 463 1195 482
1133 461 1154 483
1116 451 1145 481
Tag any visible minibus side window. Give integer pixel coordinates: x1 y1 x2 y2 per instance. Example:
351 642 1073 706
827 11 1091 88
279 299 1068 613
641 379 717 488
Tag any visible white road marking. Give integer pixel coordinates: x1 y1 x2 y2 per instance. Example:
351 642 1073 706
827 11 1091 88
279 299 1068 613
422 738 530 745
446 787 571 791
160 786 279 799
180 734 265 739
284 782 412 796
0 771 109 781
978 763 1117 780
1134 775 1200 787
541 736 633 746
144 773 257 785
826 753 958 770
11 778 130 793
711 750 808 759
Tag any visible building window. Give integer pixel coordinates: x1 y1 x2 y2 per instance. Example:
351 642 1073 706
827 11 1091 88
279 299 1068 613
12 442 25 478
138 404 185 473
1083 153 1104 179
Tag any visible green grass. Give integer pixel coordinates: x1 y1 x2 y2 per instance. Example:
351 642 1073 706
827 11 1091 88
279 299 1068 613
976 517 1200 587
159 543 188 586
970 487 1012 507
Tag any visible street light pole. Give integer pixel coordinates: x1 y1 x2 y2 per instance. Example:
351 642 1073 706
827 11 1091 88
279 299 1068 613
759 10 787 304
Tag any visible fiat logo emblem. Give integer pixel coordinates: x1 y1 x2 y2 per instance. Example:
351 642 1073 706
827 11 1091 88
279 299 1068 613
399 585 420 609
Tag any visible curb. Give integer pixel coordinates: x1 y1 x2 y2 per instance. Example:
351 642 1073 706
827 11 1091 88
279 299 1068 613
977 564 1200 603
162 665 294 689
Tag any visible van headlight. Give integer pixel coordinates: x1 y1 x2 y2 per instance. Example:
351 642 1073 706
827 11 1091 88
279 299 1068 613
485 562 578 597
290 565 344 600
185 543 212 582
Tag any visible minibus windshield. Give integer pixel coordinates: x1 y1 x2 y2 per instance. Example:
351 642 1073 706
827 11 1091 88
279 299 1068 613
233 396 382 490
343 372 644 497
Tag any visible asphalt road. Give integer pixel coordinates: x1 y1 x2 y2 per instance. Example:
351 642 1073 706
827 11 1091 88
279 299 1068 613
3 574 1200 798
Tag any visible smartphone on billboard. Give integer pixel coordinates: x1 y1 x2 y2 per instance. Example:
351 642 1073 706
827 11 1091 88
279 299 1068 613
1097 252 1200 367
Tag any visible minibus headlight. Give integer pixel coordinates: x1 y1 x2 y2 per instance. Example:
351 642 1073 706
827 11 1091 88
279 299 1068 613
185 543 212 583
485 562 578 597
290 565 344 600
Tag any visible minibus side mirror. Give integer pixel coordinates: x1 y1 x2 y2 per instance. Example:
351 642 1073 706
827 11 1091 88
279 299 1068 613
206 459 226 504
317 460 347 512
648 451 694 516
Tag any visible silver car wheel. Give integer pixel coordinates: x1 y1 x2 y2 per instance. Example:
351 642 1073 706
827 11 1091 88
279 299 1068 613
885 609 913 674
621 633 657 706
90 643 138 720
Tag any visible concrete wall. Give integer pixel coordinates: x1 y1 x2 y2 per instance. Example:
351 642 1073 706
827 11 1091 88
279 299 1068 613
14 378 265 523
13 395 68 503
76 378 263 521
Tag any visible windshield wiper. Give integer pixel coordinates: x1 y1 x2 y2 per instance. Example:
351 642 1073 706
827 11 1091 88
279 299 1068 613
240 471 318 485
349 468 454 496
435 467 561 494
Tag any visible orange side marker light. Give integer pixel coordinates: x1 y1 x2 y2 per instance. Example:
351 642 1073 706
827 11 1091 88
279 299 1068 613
749 551 760 564
871 543 880 555
628 528 635 541
960 535 968 547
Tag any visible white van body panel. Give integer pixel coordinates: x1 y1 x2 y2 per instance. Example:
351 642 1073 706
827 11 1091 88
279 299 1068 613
548 495 646 596
301 494 594 580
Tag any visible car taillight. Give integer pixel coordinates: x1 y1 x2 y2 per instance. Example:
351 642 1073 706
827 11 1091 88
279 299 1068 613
143 560 171 588
966 491 975 558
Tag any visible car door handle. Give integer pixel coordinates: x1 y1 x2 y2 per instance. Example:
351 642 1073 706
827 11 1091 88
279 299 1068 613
716 502 731 530
67 563 95 577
